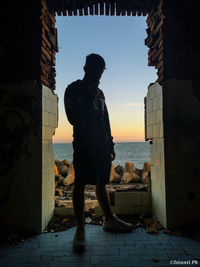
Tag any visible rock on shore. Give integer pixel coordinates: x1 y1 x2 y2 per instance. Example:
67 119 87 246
54 159 151 187
63 163 75 186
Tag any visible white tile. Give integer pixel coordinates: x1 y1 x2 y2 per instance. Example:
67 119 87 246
157 138 164 152
149 111 156 125
147 126 153 138
155 83 162 96
156 109 163 124
153 124 159 137
147 99 153 113
45 98 51 113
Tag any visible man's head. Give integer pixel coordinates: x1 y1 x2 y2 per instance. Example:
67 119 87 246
83 54 106 84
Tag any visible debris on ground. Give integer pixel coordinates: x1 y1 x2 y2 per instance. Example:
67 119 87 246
164 225 200 240
45 215 76 232
44 209 200 245
1 214 200 248
144 218 164 234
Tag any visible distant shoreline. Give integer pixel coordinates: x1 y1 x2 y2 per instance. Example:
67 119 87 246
53 141 147 144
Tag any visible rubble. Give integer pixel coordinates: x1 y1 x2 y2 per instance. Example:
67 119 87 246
45 213 200 243
45 215 76 232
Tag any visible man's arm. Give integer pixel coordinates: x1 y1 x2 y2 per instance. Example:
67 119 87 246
104 102 116 160
64 85 92 126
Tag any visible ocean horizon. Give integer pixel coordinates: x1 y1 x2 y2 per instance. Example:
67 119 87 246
53 141 150 169
53 141 147 144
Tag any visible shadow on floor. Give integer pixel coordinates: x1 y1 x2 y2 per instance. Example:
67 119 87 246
0 215 200 266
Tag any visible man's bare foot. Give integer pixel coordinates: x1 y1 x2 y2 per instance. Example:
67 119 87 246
102 214 133 232
73 224 85 252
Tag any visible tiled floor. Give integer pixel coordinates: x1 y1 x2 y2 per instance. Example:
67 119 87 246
0 224 200 267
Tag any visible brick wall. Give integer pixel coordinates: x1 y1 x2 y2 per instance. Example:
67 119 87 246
40 0 58 90
145 1 165 84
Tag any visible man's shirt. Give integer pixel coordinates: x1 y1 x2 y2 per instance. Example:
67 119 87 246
64 79 114 153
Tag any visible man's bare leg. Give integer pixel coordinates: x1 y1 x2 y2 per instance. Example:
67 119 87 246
96 183 133 232
72 183 85 226
72 182 86 252
95 183 114 220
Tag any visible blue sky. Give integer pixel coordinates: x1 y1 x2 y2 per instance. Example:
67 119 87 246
53 15 157 142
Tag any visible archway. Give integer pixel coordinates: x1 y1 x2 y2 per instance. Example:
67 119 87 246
0 0 199 232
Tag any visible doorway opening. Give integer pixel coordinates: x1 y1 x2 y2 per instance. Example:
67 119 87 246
52 13 157 219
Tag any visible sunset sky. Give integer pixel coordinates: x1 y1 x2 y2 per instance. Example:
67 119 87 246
53 15 157 143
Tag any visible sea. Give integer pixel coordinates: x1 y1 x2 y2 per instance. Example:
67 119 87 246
53 142 150 169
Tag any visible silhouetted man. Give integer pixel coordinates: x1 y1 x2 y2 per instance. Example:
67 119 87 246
64 54 132 252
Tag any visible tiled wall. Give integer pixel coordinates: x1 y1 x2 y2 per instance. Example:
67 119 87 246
146 80 200 229
42 85 58 230
163 79 200 228
145 82 167 227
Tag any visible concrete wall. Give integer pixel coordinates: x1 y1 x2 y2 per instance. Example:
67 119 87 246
0 81 42 232
145 82 167 228
163 79 200 228
42 85 58 230
0 81 58 233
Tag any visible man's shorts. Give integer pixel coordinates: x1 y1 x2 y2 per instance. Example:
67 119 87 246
72 140 112 185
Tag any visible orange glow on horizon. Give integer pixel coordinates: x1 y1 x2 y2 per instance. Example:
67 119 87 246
52 124 145 143
53 106 145 143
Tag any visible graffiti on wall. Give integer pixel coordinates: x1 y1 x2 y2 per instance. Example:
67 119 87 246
0 84 41 207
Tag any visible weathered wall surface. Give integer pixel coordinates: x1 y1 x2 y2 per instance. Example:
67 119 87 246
0 1 58 232
145 0 200 229
145 82 166 227
0 81 42 232
163 79 200 228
